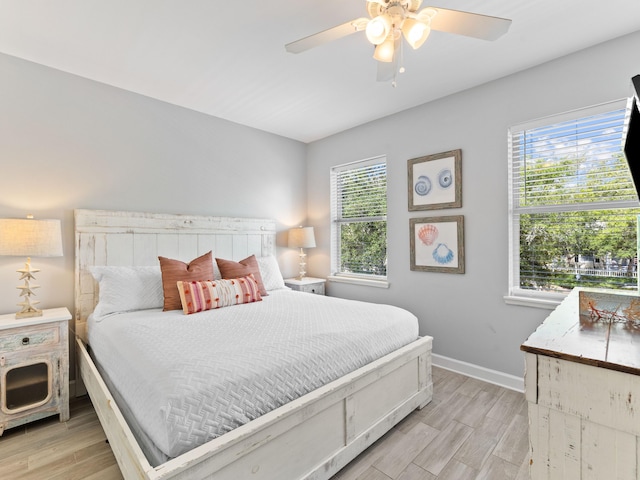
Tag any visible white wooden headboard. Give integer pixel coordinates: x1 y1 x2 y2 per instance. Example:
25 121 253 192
74 209 276 341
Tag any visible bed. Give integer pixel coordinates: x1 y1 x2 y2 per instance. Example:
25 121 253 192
74 209 433 480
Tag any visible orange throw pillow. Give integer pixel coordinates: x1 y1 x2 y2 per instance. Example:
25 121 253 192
159 251 214 310
215 254 268 296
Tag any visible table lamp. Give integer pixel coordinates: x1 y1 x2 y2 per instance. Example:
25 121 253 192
0 216 63 318
288 226 316 280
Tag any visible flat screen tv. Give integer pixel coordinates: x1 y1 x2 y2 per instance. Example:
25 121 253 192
623 74 640 198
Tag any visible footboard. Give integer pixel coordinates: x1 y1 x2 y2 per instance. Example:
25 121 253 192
78 335 433 480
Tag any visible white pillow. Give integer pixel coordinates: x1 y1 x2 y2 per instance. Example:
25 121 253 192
256 255 286 291
90 266 163 317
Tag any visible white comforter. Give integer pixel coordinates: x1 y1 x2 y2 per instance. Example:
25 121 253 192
88 289 419 461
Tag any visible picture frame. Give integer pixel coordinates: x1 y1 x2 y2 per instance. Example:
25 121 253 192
408 149 462 211
410 215 465 273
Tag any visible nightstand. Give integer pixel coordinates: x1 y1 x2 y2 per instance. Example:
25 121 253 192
0 307 71 435
284 277 326 295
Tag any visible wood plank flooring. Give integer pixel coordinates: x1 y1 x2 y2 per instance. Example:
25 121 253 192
0 367 530 479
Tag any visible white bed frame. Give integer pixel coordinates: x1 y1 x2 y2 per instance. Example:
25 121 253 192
74 209 433 480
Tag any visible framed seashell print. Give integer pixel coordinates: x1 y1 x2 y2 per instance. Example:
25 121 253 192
408 149 462 210
410 215 465 273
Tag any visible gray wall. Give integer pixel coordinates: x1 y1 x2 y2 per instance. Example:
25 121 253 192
305 31 640 378
0 53 307 318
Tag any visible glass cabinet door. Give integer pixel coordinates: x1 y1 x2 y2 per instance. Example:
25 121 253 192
2 360 52 414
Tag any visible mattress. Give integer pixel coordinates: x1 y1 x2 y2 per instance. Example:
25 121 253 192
88 289 419 465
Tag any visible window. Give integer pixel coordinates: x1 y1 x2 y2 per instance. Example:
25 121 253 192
330 156 387 283
508 100 640 305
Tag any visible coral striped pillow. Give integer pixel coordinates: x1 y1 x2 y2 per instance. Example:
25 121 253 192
176 275 262 315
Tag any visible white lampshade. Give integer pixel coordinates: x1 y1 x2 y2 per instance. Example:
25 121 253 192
288 227 316 249
0 217 63 318
0 218 63 257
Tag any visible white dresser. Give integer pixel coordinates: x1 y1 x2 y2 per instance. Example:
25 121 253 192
521 288 640 479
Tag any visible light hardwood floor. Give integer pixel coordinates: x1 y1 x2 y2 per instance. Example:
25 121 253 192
0 367 530 480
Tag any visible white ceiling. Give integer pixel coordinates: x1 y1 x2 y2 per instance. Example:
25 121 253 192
1 0 639 143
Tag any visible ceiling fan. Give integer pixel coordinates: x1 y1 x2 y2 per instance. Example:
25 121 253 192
285 0 512 84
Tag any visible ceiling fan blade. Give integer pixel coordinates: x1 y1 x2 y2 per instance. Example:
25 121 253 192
428 7 511 41
285 18 367 54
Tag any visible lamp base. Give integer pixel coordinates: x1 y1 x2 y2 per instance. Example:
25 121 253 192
297 248 307 280
16 307 43 319
15 257 43 319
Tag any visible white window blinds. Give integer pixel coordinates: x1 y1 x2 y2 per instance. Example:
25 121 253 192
331 156 387 277
508 100 640 295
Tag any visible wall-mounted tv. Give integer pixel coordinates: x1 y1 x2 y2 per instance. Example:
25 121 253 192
623 74 640 198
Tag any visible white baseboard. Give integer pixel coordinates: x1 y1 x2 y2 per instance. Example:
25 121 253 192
432 353 524 393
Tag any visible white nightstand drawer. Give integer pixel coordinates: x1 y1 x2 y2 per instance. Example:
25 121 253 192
297 283 325 295
0 325 59 351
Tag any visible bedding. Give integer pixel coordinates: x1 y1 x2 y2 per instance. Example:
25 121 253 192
87 289 419 466
159 251 215 310
90 266 164 317
216 254 268 296
256 255 287 291
176 275 262 314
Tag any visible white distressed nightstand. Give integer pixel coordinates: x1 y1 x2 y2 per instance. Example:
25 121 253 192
284 277 326 295
0 307 71 435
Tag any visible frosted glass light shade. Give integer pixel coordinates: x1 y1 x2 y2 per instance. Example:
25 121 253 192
0 218 63 257
366 15 392 45
402 18 430 49
288 227 316 249
374 35 395 62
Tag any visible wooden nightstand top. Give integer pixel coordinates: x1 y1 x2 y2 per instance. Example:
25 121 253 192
0 307 71 331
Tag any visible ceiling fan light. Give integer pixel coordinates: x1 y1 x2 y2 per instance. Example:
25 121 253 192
366 15 391 45
402 18 430 49
373 35 395 62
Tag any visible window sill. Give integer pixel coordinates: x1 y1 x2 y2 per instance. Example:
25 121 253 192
503 294 563 310
327 275 390 289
